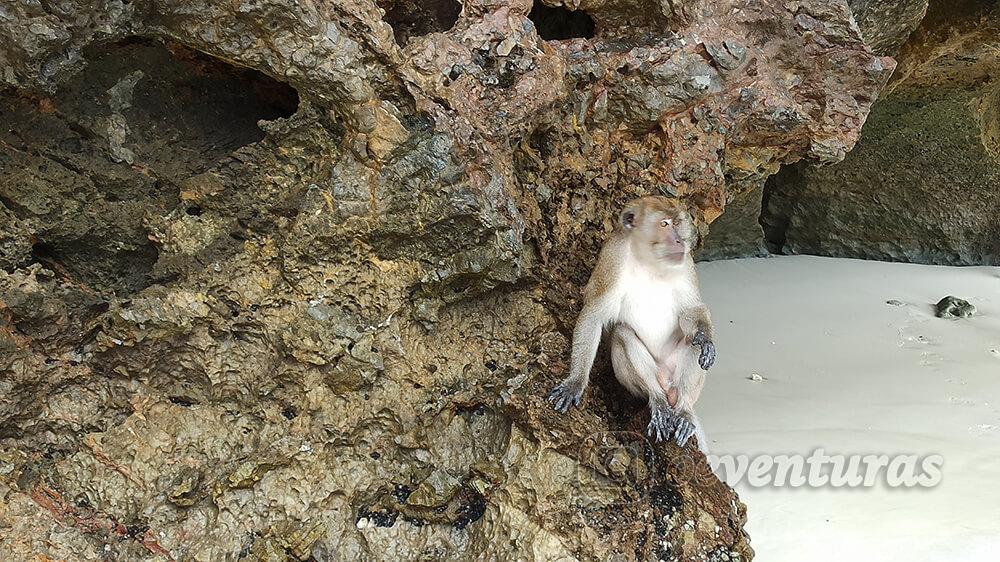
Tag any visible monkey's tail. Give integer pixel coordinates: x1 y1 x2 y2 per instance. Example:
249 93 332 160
691 413 709 456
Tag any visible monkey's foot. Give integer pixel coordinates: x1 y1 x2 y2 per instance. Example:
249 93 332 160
548 379 585 413
648 406 697 447
646 406 678 442
672 414 697 447
692 329 716 370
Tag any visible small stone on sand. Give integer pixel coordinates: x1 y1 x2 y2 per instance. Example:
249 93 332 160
935 296 976 319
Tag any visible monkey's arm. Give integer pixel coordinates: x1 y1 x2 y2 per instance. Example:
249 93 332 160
549 300 609 413
679 304 715 370
549 239 624 413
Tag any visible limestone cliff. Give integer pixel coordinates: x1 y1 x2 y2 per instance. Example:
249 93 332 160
762 0 1000 266
0 1 888 559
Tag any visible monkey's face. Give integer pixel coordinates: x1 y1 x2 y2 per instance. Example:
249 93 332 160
620 196 695 265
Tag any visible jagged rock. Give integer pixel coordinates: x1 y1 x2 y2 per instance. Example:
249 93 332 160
697 184 769 261
699 0 930 260
848 0 929 55
0 207 32 271
0 0 890 559
166 467 204 507
935 296 977 319
763 1 1000 266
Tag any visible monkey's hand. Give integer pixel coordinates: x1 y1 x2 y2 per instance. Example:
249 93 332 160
691 329 716 370
548 378 585 413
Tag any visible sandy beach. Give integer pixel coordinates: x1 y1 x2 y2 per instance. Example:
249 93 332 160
697 255 1000 562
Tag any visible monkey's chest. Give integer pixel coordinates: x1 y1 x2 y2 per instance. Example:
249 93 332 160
616 276 681 357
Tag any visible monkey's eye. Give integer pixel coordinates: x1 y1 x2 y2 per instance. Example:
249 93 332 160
660 219 672 227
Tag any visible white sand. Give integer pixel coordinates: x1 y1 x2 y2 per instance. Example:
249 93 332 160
696 255 1000 562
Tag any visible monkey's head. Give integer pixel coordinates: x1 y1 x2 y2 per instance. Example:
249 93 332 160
619 196 696 265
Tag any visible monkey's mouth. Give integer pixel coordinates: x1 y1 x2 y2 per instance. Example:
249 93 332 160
661 251 685 263
657 241 686 262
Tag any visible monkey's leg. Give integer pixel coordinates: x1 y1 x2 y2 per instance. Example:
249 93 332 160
610 325 682 442
665 343 709 450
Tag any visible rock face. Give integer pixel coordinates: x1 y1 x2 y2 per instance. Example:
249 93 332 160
763 0 1000 266
696 186 769 261
847 0 928 55
699 0 930 261
0 1 888 560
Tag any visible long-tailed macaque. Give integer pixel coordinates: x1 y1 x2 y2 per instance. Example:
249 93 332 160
548 196 716 452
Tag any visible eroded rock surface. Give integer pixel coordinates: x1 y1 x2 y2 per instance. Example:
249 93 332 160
700 0 930 260
1 1 888 559
763 0 1000 266
847 0 928 55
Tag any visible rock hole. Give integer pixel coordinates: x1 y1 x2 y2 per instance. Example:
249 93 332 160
30 242 59 268
0 37 299 296
529 1 596 40
125 525 150 539
168 396 197 407
78 37 300 169
453 488 487 529
28 234 159 297
759 164 801 254
378 0 463 45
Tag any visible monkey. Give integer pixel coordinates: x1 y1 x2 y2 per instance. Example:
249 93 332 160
548 195 716 452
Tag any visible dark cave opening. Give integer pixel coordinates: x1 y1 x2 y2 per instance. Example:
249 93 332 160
0 37 300 295
76 37 301 171
29 242 59 269
30 237 162 296
759 165 793 254
528 1 596 41
378 0 463 45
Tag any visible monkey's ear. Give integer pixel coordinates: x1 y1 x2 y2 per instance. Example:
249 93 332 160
620 208 637 230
